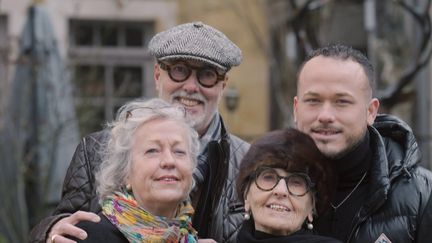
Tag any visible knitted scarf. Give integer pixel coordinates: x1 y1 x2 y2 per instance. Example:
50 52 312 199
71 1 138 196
102 190 197 243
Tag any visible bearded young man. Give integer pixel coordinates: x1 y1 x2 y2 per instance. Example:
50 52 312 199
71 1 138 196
294 44 432 243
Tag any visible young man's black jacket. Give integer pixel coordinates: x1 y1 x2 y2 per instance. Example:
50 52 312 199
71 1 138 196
339 114 432 243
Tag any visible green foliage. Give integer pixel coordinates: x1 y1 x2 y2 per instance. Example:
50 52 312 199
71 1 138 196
0 234 7 243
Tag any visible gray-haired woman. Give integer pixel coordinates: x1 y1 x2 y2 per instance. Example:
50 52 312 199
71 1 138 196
69 98 201 242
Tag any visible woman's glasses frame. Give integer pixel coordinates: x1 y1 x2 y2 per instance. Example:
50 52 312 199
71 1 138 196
252 166 314 197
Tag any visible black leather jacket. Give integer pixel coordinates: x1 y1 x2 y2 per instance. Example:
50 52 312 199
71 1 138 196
346 114 432 243
29 119 250 243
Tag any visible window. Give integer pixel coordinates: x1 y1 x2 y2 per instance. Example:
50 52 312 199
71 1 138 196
0 15 7 49
0 15 7 67
0 15 8 119
69 19 155 136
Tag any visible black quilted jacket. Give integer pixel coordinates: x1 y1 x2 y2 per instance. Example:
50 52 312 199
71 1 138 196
29 122 250 243
343 114 432 243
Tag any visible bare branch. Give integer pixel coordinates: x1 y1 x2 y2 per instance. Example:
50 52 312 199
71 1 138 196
379 0 432 108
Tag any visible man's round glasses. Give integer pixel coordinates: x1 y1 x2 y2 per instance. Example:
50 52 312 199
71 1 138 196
159 62 225 88
253 167 313 197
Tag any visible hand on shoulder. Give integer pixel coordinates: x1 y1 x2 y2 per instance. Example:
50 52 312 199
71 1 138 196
46 211 100 243
197 239 217 243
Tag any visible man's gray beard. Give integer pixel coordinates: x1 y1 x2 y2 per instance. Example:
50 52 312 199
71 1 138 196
185 112 199 130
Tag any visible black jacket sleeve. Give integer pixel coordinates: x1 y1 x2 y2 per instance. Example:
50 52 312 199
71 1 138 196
28 131 108 243
417 188 432 242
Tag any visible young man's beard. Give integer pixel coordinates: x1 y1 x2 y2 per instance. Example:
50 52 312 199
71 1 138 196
322 131 367 160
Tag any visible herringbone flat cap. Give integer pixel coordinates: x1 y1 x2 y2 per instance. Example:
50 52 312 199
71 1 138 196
148 21 242 71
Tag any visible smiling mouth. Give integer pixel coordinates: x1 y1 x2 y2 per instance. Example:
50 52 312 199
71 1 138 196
312 129 340 136
175 97 202 107
156 176 179 182
267 204 290 212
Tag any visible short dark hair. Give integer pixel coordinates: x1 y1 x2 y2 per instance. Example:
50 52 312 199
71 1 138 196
236 128 335 216
299 43 375 95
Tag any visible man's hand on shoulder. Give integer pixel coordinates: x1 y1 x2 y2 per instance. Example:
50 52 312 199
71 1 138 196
197 239 217 243
46 211 100 243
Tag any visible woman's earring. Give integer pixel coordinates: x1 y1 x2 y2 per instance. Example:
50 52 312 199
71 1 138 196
307 221 313 230
244 212 251 220
126 184 132 191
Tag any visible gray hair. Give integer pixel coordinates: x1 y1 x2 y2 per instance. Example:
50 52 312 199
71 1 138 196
96 98 200 202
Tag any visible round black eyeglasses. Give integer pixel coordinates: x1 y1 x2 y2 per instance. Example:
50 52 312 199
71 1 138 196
159 62 225 88
253 167 314 197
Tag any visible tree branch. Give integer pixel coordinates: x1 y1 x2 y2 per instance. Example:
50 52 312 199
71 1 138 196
379 0 432 108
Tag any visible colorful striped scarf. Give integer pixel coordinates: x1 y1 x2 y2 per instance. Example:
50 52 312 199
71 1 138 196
102 190 197 243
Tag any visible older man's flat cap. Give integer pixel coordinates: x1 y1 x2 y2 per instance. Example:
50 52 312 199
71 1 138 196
148 21 242 71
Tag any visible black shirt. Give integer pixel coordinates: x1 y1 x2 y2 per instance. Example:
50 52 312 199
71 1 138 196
315 132 372 241
237 220 342 243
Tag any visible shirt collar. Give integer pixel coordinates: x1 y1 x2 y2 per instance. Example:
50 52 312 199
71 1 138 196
198 113 221 155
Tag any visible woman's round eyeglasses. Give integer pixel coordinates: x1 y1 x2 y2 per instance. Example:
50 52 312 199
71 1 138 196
253 167 314 197
159 62 225 88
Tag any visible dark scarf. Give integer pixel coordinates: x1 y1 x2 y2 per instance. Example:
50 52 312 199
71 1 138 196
332 131 371 185
192 115 230 238
237 220 342 243
315 131 372 241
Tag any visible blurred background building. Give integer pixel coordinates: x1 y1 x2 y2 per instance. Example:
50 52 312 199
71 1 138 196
0 0 431 242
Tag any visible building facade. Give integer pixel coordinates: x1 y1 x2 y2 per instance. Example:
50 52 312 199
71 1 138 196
0 0 269 141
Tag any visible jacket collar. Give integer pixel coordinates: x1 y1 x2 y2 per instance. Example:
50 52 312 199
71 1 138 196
199 113 221 155
373 114 421 172
347 114 420 241
365 113 421 205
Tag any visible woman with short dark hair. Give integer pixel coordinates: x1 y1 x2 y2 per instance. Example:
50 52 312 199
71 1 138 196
236 128 341 243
